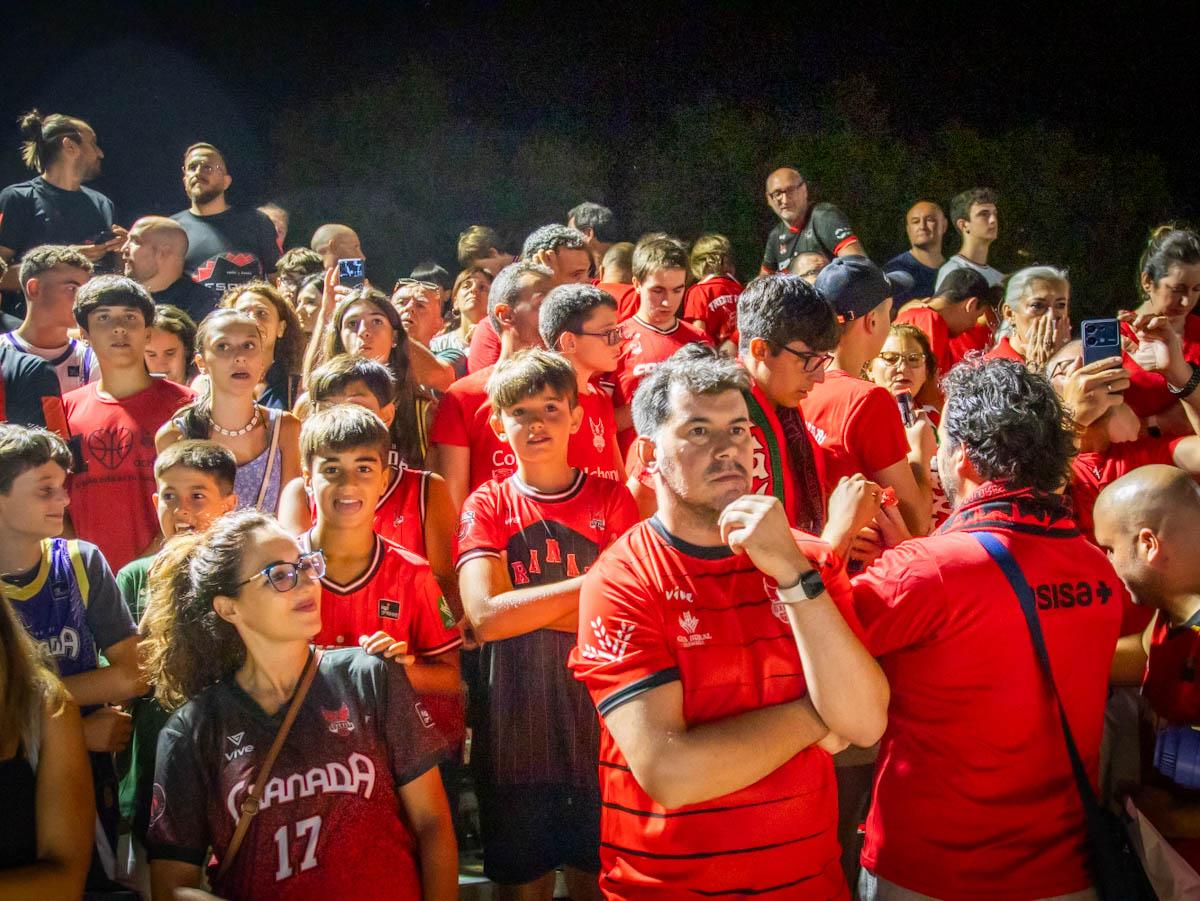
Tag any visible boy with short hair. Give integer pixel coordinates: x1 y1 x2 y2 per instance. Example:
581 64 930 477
0 422 145 891
298 403 462 734
457 349 638 897
115 438 238 883
608 236 710 451
538 283 626 481
63 275 194 571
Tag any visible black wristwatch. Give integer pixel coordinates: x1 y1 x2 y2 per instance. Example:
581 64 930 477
780 568 826 600
1168 362 1200 400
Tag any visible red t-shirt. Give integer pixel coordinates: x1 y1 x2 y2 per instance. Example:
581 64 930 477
599 283 639 322
570 384 622 481
466 317 501 374
374 467 430 557
428 365 514 494
458 471 638 787
983 335 1024 362
851 517 1124 898
570 519 855 898
63 379 194 571
800 370 909 490
1120 318 1200 418
304 532 463 742
894 304 953 375
612 317 711 410
949 321 994 362
682 274 743 345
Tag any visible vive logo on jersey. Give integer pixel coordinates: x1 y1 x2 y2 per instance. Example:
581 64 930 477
226 752 376 820
41 626 81 660
225 731 255 761
579 616 636 663
665 588 693 604
322 704 355 736
378 598 401 620
677 610 712 648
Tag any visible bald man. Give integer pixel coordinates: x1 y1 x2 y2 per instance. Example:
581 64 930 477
760 166 862 275
1095 466 1200 871
170 142 279 294
885 201 948 303
311 223 364 270
122 215 216 321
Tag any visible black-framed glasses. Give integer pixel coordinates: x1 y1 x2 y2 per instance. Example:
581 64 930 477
235 549 326 593
877 351 926 368
575 326 627 346
767 182 806 203
775 343 833 373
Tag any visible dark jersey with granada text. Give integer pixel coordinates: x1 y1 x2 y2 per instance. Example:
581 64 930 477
147 649 446 900
457 471 638 787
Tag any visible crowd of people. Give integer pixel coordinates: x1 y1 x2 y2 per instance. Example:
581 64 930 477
3 107 1200 901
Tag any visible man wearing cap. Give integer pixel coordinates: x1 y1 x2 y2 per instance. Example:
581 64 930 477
760 167 863 275
801 257 932 537
893 268 997 375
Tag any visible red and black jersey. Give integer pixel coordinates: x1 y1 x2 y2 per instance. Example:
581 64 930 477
147 649 446 900
683 274 743 345
374 466 430 557
457 471 638 788
0 342 67 435
611 317 711 411
569 519 856 898
303 532 463 742
760 202 857 273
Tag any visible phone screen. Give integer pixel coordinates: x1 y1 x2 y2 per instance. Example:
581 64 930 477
338 257 365 289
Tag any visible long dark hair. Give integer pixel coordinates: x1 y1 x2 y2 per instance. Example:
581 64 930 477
220 281 304 381
141 510 274 710
324 287 425 466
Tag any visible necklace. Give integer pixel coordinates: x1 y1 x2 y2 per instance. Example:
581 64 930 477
211 404 261 438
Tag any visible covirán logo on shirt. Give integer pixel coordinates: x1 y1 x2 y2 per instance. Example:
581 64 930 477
677 611 712 648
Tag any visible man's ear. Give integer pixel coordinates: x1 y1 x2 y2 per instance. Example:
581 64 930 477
558 332 578 355
490 411 509 442
748 336 772 362
221 173 233 194
956 218 969 235
493 302 513 329
634 435 658 473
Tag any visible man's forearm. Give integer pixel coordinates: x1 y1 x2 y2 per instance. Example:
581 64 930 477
62 662 144 707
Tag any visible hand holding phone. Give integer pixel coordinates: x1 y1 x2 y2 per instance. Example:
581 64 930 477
337 257 365 289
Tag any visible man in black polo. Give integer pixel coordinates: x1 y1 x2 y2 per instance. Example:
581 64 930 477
760 166 863 274
122 216 217 322
170 143 279 296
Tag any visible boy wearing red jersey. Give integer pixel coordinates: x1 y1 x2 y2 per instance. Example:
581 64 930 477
539 282 627 482
570 343 888 899
609 236 710 451
457 350 638 899
297 404 462 743
429 260 553 510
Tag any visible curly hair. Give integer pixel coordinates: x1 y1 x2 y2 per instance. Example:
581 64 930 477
941 358 1075 493
219 281 304 381
140 510 275 709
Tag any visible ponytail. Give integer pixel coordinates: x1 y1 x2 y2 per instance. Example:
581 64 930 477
18 109 86 173
141 510 271 709
1138 225 1200 300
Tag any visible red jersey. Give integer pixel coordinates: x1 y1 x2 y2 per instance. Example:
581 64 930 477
570 519 856 898
303 532 463 741
63 379 194 571
611 316 711 411
598 283 638 322
683 274 743 345
1120 318 1200 418
147 649 446 900
800 369 909 489
851 485 1123 899
428 365 514 494
466 317 501 374
570 384 622 481
984 335 1024 362
374 466 430 556
893 303 953 374
457 471 638 788
948 320 994 362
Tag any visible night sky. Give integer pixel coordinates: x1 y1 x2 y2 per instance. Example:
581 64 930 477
2 1 1197 272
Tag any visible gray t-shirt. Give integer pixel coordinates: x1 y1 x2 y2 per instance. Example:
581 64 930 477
935 254 1005 290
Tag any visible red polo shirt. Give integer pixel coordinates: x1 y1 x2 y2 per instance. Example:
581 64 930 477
800 369 908 490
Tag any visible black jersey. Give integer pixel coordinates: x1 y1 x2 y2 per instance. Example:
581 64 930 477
148 648 446 900
170 206 280 295
760 202 857 273
152 275 218 323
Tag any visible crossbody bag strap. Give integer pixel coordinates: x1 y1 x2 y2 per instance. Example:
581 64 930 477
216 647 323 881
970 531 1103 820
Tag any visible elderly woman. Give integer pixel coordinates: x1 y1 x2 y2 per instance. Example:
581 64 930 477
985 265 1071 372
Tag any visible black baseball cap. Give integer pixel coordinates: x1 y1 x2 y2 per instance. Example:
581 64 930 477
815 256 913 323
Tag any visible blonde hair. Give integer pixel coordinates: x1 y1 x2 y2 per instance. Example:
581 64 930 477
689 234 734 281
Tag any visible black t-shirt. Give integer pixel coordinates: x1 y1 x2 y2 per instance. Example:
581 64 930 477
0 176 116 257
760 202 856 273
169 206 280 296
0 342 65 433
152 275 218 324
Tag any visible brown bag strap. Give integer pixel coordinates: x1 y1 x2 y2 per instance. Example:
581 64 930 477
216 648 323 881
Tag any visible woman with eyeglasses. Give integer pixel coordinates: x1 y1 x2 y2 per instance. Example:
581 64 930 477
868 324 951 526
141 509 457 901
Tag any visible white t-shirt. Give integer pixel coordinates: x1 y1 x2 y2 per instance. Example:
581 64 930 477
2 331 97 394
934 254 1005 290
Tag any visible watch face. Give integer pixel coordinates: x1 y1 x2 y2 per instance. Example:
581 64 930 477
801 569 825 599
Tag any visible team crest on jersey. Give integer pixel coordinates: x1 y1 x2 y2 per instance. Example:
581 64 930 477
322 704 355 735
590 417 605 453
589 512 606 531
149 783 166 827
579 616 635 662
392 513 405 527
457 509 475 541
378 599 401 620
677 610 713 648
